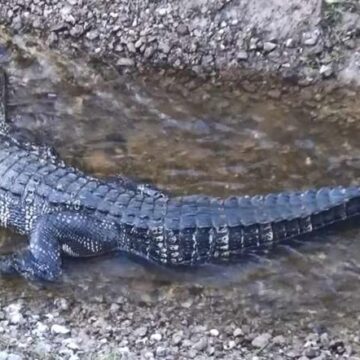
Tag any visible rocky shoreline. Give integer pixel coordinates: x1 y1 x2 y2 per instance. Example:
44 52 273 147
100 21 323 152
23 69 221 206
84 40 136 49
0 0 359 86
0 281 359 360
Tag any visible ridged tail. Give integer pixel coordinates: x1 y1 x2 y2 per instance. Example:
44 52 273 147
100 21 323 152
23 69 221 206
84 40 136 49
154 186 360 265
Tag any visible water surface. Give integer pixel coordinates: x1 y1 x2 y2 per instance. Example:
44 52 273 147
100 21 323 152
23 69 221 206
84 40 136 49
0 31 360 329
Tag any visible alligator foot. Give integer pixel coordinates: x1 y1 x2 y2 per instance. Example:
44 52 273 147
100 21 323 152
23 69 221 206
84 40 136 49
0 254 17 275
0 213 63 281
0 251 61 281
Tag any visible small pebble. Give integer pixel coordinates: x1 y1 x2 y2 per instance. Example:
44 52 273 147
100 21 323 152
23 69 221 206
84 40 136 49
209 329 219 337
51 324 70 335
150 333 162 342
252 333 272 348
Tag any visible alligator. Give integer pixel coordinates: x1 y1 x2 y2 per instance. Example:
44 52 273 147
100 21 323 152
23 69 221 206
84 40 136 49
0 69 359 281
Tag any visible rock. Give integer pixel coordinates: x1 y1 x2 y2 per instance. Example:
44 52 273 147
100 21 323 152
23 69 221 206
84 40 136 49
63 338 80 350
86 30 99 41
116 57 135 67
118 347 130 356
187 349 197 359
134 326 148 338
251 333 272 348
143 351 155 359
307 44 323 56
8 312 24 325
304 347 320 358
233 328 243 337
172 331 183 345
180 299 193 308
319 64 333 78
158 41 171 54
34 341 52 355
12 16 22 31
54 298 69 311
263 41 277 52
329 340 346 355
150 333 162 342
319 333 329 346
5 303 24 325
47 32 58 46
312 355 326 360
135 37 144 49
144 46 155 59
34 322 49 336
7 355 22 360
287 350 302 358
237 50 248 60
249 37 261 50
285 38 296 47
70 25 84 37
50 22 68 32
192 338 208 351
51 324 70 335
302 30 320 46
344 38 356 49
157 7 168 16
0 353 8 360
126 42 136 53
109 303 120 313
209 329 219 337
273 335 286 345
155 346 166 357
176 24 189 36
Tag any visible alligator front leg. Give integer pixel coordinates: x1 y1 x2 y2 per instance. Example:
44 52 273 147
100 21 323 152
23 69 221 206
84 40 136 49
0 214 62 280
0 212 119 281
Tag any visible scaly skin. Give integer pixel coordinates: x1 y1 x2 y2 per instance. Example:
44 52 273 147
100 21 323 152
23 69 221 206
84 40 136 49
0 69 360 281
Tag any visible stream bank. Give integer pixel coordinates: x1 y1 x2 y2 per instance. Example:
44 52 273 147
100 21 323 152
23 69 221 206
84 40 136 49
0 0 359 86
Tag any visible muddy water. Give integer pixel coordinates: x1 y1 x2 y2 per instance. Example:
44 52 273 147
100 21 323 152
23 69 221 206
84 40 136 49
0 33 360 327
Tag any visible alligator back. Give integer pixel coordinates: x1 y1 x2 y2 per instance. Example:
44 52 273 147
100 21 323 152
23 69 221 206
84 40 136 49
0 135 135 233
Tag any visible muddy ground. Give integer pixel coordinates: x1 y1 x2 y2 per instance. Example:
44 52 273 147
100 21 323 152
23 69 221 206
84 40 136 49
0 0 359 86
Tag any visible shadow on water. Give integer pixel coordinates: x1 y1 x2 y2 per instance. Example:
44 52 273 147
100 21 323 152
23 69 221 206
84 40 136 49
0 31 360 323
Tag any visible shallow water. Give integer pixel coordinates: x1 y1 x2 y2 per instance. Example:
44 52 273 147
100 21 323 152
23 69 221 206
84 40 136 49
0 32 360 327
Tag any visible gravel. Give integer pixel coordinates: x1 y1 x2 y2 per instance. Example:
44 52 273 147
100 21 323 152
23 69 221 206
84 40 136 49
0 0 359 86
0 284 357 359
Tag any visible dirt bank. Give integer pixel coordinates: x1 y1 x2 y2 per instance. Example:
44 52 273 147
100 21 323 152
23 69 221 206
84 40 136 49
0 0 359 86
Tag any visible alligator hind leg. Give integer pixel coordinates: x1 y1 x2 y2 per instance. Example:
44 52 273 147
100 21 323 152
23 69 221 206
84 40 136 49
0 212 119 281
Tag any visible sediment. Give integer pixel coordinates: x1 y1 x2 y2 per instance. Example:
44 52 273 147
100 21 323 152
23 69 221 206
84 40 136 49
0 0 359 85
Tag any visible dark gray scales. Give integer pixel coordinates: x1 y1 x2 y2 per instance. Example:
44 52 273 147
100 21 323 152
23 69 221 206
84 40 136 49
0 68 360 281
